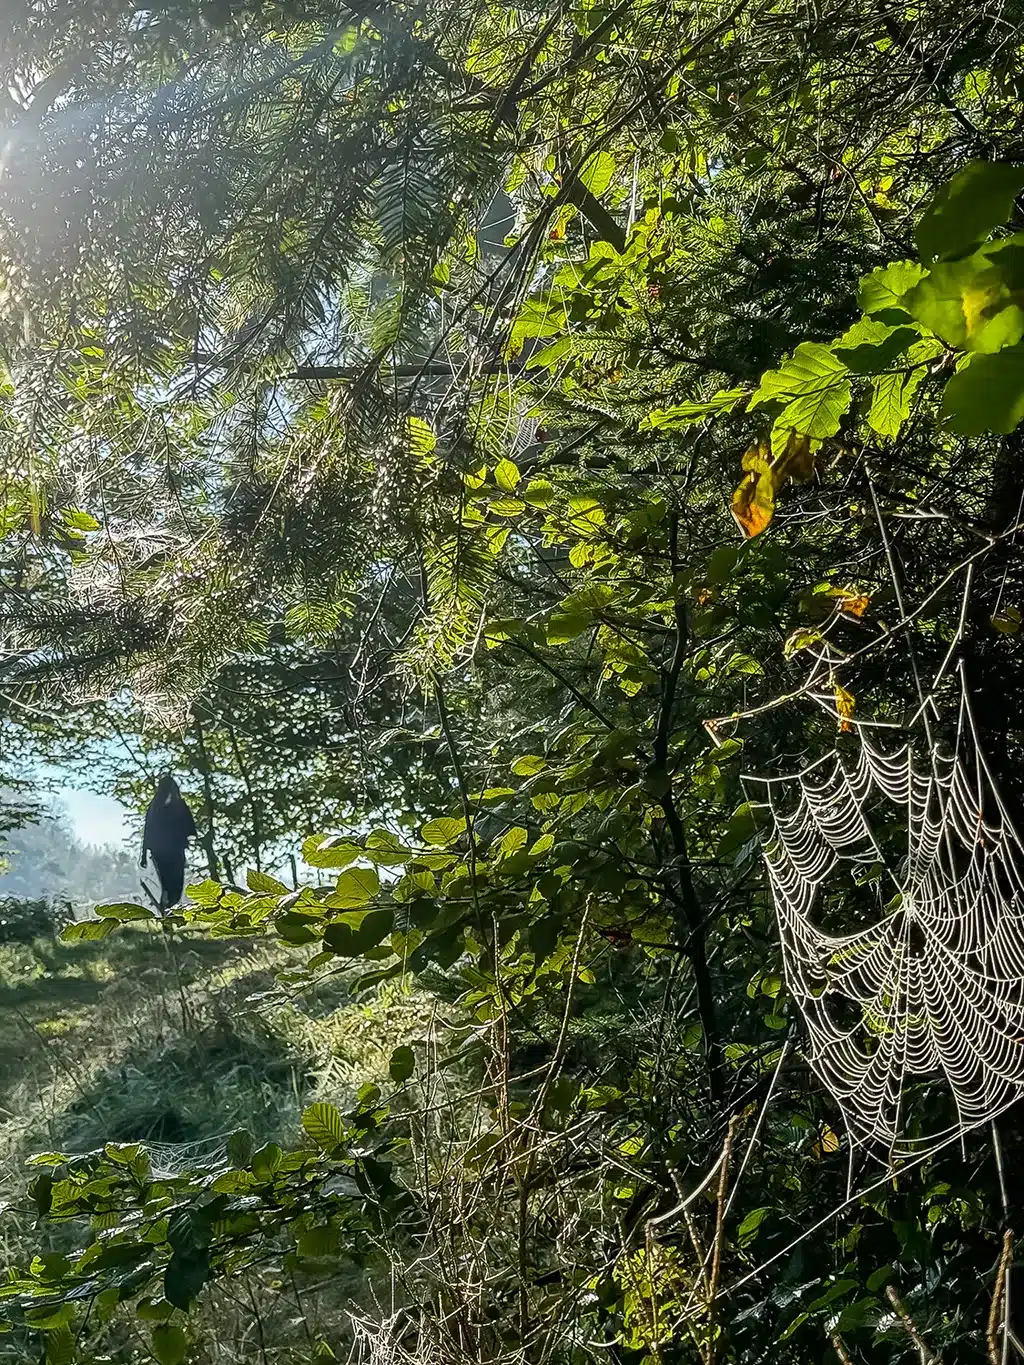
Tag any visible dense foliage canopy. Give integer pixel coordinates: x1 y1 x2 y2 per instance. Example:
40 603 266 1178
2 0 1024 1362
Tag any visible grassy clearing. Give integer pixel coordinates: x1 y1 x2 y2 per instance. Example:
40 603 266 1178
0 920 434 1362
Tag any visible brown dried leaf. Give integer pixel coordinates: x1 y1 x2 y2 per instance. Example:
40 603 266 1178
838 593 871 617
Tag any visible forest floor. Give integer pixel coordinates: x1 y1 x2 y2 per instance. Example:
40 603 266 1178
0 920 429 1360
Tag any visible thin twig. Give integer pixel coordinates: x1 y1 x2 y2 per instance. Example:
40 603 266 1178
988 1230 1014 1365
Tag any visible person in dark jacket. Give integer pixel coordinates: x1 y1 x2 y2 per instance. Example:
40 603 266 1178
140 773 197 909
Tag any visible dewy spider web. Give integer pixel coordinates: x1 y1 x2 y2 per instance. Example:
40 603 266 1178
746 674 1024 1156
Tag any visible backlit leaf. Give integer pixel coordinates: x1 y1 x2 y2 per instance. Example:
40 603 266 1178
421 817 467 847
942 345 1024 435
302 1102 346 1152
834 685 855 732
915 160 1024 264
750 343 852 436
858 260 927 315
329 866 380 908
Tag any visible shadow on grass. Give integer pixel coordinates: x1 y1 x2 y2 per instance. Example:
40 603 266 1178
56 996 317 1152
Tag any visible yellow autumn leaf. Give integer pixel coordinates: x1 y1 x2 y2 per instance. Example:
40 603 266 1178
731 440 775 537
812 1123 840 1157
731 432 816 539
835 684 855 732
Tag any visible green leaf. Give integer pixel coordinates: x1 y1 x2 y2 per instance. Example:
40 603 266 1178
546 611 591 644
164 1253 210 1311
915 161 1024 264
323 907 394 956
835 320 920 374
302 834 362 868
61 917 118 942
858 260 927 315
748 343 852 437
152 1322 188 1365
834 1298 879 1333
992 605 1022 634
25 1304 72 1330
737 1206 770 1247
389 1045 415 1082
511 755 547 776
95 901 156 921
901 240 1024 353
246 869 290 894
251 1142 283 1181
641 388 747 429
706 545 741 585
942 345 1024 434
421 817 467 847
61 508 100 531
329 866 380 908
302 1102 346 1152
867 365 928 439
866 1264 893 1292
498 826 528 856
717 802 758 859
494 458 521 492
578 151 616 196
136 1298 175 1322
227 1129 253 1168
46 1328 73 1365
522 478 555 506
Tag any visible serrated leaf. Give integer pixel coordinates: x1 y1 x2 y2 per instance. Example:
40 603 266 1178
835 320 920 374
867 365 928 439
858 260 927 315
749 343 852 437
902 240 1024 353
46 1328 73 1365
227 1129 253 1168
641 388 747 429
61 918 118 942
302 1102 346 1152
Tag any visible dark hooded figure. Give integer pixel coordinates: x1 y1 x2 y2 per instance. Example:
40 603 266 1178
140 773 197 909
